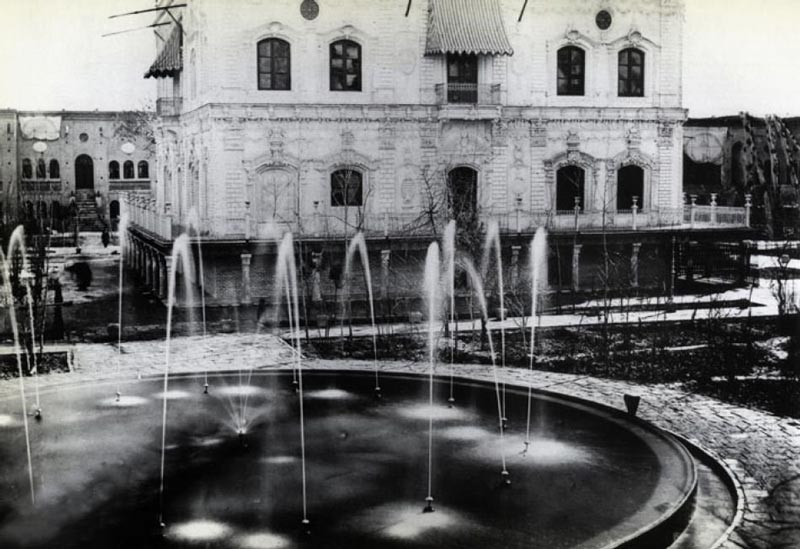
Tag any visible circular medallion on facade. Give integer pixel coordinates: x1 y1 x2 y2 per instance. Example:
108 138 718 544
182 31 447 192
596 10 612 30
121 142 136 155
300 0 319 21
32 141 48 153
79 132 89 143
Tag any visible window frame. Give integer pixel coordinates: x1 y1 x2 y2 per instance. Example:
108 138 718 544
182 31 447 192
109 161 120 180
257 37 291 91
138 160 149 179
555 165 586 211
557 46 586 96
618 48 645 98
330 168 364 207
329 39 362 92
36 158 46 179
123 160 134 180
22 158 32 179
49 159 60 179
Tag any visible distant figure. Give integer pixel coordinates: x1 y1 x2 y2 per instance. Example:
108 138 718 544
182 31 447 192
65 261 92 291
101 228 110 248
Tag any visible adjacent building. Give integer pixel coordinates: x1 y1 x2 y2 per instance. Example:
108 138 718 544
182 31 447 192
126 0 752 312
0 110 154 231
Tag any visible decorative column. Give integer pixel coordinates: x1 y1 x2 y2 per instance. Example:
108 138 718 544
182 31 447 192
311 251 323 302
689 195 697 228
240 252 252 305
161 256 171 301
380 249 391 300
571 244 582 292
744 193 752 227
631 196 639 230
710 193 718 225
144 248 153 289
631 242 642 288
510 245 521 288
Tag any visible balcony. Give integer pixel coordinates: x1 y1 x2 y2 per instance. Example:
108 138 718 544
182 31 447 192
125 203 750 244
156 97 183 117
435 83 501 105
109 179 151 192
20 179 62 193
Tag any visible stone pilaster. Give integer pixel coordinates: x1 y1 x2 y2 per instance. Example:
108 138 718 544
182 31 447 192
631 243 642 288
572 244 582 292
240 252 252 305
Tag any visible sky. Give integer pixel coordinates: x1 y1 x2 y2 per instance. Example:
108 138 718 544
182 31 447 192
0 0 799 117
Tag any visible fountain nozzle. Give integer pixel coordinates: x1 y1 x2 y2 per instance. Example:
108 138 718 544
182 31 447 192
501 469 511 487
34 407 42 421
238 428 248 448
203 382 209 395
374 386 381 399
292 379 299 393
423 496 435 513
501 416 508 430
115 391 121 402
302 518 311 535
447 396 455 408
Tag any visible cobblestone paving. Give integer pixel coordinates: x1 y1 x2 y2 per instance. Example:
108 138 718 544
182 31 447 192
0 333 797 549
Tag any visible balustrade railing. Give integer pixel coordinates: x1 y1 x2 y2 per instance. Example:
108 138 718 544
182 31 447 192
125 201 750 242
434 83 502 105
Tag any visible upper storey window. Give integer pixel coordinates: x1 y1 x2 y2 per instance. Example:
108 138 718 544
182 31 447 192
618 48 644 97
557 46 585 96
257 38 291 90
446 54 478 103
330 40 361 91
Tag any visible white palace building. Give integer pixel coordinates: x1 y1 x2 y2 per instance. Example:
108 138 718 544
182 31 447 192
125 0 751 312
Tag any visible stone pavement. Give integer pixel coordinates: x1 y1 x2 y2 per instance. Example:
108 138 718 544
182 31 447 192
0 333 798 549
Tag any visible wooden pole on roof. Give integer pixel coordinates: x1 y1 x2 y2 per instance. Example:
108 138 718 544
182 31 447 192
518 0 529 22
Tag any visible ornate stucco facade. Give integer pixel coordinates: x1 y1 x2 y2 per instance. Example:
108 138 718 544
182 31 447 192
127 0 750 308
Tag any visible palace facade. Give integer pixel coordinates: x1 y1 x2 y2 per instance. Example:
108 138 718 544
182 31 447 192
126 0 751 312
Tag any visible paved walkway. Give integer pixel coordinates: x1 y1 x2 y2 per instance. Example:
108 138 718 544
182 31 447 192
0 333 798 549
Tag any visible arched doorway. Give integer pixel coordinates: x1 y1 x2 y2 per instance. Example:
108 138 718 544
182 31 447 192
617 165 644 210
447 167 478 221
75 154 94 192
109 200 120 220
556 166 585 211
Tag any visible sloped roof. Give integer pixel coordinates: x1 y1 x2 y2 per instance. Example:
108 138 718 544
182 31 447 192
144 25 182 79
425 0 513 56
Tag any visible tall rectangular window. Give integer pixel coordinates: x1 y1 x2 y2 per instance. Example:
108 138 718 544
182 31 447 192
331 169 363 206
330 40 362 91
557 46 585 96
258 38 291 90
618 48 645 97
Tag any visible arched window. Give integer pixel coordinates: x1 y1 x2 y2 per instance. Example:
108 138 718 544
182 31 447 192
447 167 478 221
330 169 363 206
109 200 120 220
22 158 32 179
257 38 291 90
617 165 644 210
123 160 134 179
557 46 585 96
36 158 46 179
138 160 149 179
109 161 120 180
49 159 60 179
618 48 644 97
330 39 362 91
556 166 585 211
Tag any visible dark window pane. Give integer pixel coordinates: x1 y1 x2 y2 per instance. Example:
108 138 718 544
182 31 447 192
258 38 290 90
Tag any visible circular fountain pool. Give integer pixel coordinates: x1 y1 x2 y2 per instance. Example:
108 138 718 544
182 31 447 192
0 371 695 548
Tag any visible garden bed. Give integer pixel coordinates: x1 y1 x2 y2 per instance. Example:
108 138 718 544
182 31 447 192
0 350 71 380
